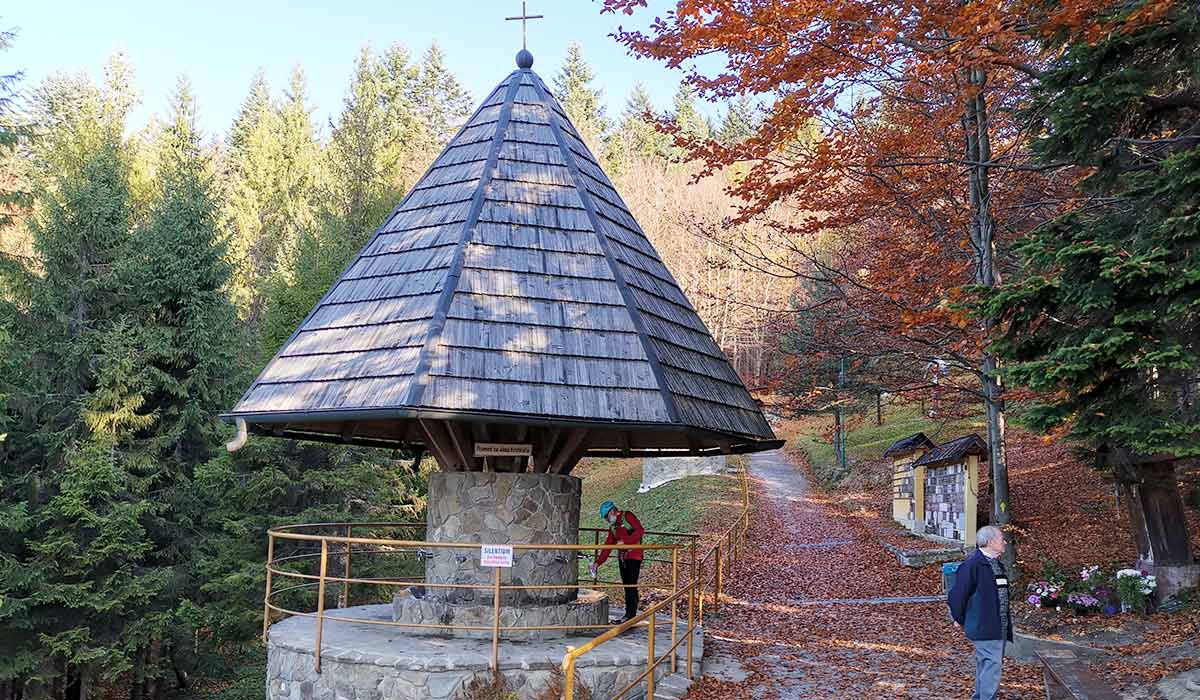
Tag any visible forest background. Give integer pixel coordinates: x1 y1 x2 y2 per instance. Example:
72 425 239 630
0 29 789 700
3 0 1199 697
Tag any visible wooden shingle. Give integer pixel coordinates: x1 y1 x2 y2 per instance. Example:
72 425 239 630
225 58 779 457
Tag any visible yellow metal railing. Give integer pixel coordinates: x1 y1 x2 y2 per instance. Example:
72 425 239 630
261 465 751 697
562 465 751 700
264 530 693 673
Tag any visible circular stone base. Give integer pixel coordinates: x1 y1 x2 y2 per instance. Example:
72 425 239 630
391 588 609 639
267 604 702 700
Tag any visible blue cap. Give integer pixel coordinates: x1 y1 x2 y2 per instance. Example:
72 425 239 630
599 501 616 519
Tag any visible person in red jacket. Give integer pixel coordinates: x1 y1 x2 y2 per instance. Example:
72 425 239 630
589 500 645 622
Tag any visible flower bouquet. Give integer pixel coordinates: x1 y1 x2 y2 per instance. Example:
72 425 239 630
1066 591 1102 615
1115 569 1157 613
1027 580 1064 610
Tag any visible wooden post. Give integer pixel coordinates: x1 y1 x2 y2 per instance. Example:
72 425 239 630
670 547 679 674
698 559 706 625
491 566 502 672
646 610 656 700
964 457 980 549
314 539 329 673
262 533 275 644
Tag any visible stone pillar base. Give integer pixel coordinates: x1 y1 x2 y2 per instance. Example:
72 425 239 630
392 588 609 639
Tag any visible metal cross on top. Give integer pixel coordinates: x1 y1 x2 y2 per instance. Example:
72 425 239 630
505 2 544 50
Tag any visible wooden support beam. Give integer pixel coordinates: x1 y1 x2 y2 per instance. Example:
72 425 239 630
340 422 358 444
472 423 492 472
532 426 562 473
511 425 529 472
551 428 590 474
619 431 631 458
444 420 478 470
418 419 458 470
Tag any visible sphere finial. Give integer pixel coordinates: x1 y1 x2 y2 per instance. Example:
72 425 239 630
516 49 534 69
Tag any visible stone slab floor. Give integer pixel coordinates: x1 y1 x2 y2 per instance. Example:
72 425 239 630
267 604 701 700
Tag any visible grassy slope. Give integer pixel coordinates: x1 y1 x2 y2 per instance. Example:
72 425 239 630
573 456 743 593
574 457 742 536
784 404 985 485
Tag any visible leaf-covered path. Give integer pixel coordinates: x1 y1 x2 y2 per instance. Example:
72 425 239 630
687 450 1042 699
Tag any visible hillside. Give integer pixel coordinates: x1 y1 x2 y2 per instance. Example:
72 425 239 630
775 406 1200 574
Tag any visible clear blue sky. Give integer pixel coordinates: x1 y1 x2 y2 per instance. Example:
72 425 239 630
5 0 715 139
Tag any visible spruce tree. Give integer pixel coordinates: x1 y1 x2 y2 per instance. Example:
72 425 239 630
605 84 670 168
553 42 610 152
222 71 280 317
1 63 150 697
272 67 324 275
670 83 711 160
718 94 758 146
0 26 28 231
410 43 472 168
327 44 420 237
984 1 1199 585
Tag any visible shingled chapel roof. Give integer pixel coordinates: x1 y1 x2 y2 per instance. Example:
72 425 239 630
914 434 989 468
223 57 780 458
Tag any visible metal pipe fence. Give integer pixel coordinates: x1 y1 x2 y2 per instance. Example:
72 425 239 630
260 466 752 699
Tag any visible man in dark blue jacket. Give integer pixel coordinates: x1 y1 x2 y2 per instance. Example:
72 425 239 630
948 525 1012 700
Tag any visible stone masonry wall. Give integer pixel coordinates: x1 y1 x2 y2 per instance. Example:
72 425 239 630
425 472 581 606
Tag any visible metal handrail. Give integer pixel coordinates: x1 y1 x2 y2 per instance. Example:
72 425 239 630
260 464 751 687
263 530 698 673
561 464 752 700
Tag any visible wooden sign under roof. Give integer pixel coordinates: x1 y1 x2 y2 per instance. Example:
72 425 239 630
222 52 782 473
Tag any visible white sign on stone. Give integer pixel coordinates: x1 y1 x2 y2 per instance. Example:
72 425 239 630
480 544 514 568
474 443 533 458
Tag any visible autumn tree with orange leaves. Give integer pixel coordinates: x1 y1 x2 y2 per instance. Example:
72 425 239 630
602 0 1177 568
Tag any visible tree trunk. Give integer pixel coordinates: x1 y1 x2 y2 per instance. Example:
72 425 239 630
145 640 163 700
964 65 1015 570
835 356 848 474
1112 452 1198 601
130 648 145 700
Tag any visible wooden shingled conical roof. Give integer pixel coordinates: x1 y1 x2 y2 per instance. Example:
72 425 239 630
223 54 782 472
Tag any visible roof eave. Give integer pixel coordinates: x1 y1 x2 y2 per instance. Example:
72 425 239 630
220 405 782 455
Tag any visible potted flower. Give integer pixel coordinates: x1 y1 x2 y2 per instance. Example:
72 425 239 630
1094 586 1120 615
1067 591 1101 615
1027 580 1064 610
1115 569 1157 613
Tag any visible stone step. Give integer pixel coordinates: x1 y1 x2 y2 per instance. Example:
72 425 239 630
648 670 695 700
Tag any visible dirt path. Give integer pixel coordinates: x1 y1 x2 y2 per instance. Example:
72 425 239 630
688 450 1043 700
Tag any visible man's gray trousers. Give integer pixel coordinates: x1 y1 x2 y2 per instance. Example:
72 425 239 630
971 639 1005 700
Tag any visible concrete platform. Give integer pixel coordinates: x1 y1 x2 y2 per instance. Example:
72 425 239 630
267 604 702 700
